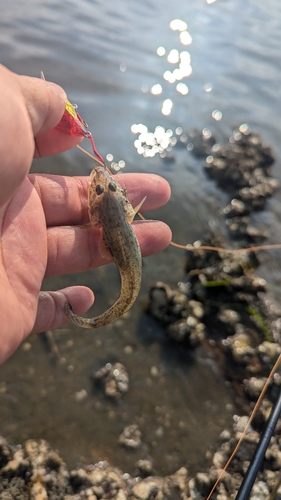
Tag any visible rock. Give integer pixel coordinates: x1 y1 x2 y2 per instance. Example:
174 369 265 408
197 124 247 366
258 341 281 364
1 448 30 478
116 490 128 500
135 459 153 478
212 450 228 469
118 425 142 450
250 480 269 499
146 282 206 345
131 479 160 500
229 331 255 364
74 389 88 402
30 481 48 500
244 377 267 399
93 362 129 399
167 317 205 345
0 437 12 469
219 429 231 442
189 472 213 498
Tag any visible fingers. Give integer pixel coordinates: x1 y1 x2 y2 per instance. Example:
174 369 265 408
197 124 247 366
31 171 172 278
33 219 172 333
45 220 172 277
31 286 94 334
29 172 171 226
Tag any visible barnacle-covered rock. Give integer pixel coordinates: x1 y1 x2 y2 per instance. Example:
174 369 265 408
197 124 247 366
167 317 206 346
145 281 189 324
146 281 206 346
228 331 256 364
258 341 281 365
92 362 129 399
244 377 267 399
118 425 142 450
204 126 279 244
135 459 153 478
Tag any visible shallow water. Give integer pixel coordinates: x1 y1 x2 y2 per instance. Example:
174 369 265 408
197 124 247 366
1 0 281 476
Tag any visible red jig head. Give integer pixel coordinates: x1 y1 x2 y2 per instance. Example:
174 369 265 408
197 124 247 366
56 99 105 166
40 72 105 166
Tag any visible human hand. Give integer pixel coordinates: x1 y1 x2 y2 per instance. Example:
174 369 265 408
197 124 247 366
0 65 171 363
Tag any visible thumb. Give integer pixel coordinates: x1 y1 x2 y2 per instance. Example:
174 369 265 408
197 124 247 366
19 73 84 158
18 74 67 137
31 286 95 334
0 65 67 207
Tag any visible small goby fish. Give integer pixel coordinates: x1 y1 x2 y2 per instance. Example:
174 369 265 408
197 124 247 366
64 166 146 328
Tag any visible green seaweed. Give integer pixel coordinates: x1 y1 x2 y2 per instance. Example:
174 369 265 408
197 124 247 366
246 306 271 342
196 286 272 342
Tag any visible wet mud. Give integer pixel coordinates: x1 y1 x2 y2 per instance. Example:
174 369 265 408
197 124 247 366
1 127 281 499
1 390 281 499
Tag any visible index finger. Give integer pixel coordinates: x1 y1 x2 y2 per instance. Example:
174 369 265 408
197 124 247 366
28 172 171 227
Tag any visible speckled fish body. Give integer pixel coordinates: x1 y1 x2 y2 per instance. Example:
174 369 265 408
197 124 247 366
65 167 143 328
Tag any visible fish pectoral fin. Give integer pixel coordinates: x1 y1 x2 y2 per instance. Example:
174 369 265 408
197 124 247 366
133 196 147 217
99 235 112 261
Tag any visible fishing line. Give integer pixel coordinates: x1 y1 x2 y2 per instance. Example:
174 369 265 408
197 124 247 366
76 145 281 254
206 354 281 500
77 144 106 168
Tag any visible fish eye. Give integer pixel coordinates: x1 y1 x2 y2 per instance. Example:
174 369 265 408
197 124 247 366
95 184 104 195
108 182 117 192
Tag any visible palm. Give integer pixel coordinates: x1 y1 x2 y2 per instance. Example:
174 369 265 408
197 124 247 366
1 177 47 339
0 171 171 363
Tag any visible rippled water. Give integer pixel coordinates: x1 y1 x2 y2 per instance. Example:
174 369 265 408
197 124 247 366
1 0 281 476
